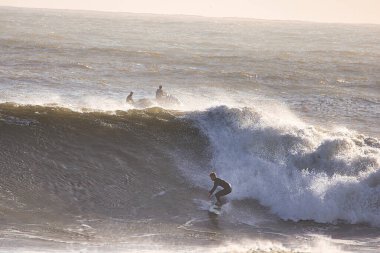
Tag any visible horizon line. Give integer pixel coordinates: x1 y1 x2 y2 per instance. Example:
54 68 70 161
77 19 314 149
1 5 380 26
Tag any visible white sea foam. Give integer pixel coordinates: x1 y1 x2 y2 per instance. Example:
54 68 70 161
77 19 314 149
0 237 350 253
190 105 380 226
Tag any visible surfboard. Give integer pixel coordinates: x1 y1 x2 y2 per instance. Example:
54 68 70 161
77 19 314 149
208 203 222 215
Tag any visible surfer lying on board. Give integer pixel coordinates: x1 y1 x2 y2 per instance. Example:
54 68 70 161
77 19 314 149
208 172 232 206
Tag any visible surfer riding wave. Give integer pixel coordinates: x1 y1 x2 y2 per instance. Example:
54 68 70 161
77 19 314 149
208 172 232 206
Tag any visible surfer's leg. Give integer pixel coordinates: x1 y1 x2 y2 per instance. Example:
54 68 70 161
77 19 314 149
215 193 222 205
215 188 231 205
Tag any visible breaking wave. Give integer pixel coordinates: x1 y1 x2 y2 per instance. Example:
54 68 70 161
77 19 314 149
188 106 380 226
1 102 379 227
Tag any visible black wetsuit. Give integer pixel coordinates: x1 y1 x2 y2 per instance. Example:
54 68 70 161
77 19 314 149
156 89 164 99
209 178 232 202
126 94 133 104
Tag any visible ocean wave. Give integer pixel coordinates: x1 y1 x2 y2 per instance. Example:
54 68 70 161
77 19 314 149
0 103 207 219
1 103 379 227
189 106 380 226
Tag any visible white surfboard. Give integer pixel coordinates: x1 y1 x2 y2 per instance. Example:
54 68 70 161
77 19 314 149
208 203 222 215
208 195 223 214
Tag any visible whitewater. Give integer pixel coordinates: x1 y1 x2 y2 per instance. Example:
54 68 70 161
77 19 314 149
0 6 380 253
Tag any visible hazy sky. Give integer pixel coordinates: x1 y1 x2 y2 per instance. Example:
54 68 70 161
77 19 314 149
1 0 379 24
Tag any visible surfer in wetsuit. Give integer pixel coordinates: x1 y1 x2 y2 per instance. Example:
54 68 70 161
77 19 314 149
156 85 165 100
208 172 232 206
126 91 134 104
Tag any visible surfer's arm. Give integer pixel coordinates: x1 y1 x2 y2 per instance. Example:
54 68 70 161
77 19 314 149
209 182 218 195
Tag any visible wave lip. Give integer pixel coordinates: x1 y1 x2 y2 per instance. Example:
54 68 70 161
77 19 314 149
190 105 380 226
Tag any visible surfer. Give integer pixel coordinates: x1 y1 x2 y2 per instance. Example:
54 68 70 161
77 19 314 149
156 85 165 100
126 91 134 104
208 172 232 206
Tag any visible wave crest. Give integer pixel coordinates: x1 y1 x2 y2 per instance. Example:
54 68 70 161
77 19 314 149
190 106 380 226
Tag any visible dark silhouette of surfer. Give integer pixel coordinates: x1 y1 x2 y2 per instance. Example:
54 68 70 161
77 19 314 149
156 85 165 100
208 172 232 206
126 91 134 104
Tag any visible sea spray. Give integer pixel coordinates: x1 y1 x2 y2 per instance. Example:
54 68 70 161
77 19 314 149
190 105 380 226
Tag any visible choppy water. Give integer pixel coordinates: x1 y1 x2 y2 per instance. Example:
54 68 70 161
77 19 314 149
0 6 380 253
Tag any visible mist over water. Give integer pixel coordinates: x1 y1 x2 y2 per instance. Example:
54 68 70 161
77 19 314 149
0 6 380 253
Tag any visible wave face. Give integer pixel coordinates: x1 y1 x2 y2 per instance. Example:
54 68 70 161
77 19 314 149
1 103 380 228
189 105 380 225
0 103 210 223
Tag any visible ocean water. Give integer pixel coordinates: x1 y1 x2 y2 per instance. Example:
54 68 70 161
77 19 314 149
0 6 380 253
